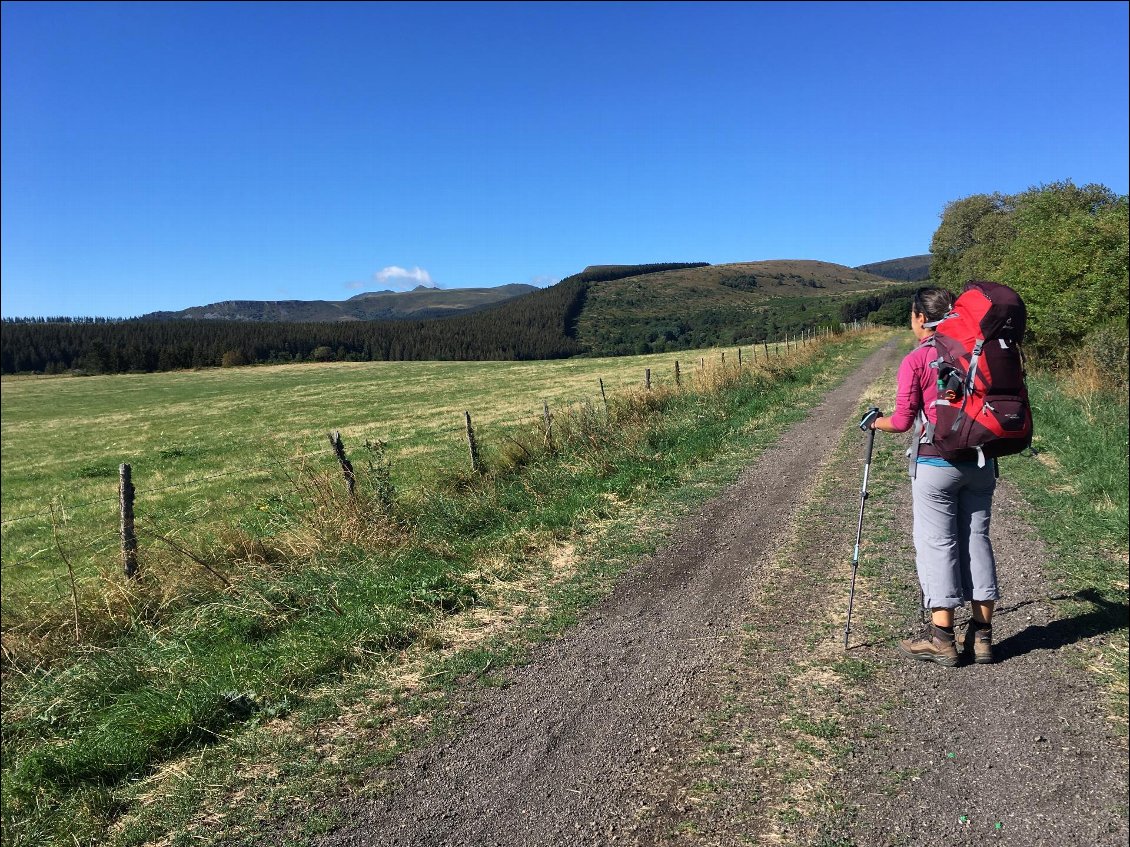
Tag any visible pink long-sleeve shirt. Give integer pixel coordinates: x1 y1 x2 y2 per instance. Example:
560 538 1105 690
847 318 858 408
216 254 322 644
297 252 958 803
890 339 939 434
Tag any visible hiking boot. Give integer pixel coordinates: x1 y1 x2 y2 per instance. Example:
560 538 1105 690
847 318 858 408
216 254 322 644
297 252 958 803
898 624 959 667
960 620 994 664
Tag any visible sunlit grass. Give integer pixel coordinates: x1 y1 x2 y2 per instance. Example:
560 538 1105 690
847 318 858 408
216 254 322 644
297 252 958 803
1 343 793 600
0 332 871 847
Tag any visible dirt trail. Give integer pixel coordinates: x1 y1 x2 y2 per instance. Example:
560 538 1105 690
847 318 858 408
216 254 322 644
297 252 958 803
313 342 903 846
312 342 1127 847
820 474 1129 846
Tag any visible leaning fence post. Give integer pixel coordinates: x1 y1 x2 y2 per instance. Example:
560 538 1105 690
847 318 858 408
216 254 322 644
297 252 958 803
464 411 483 473
328 430 356 497
763 342 769 360
599 378 609 417
119 463 138 579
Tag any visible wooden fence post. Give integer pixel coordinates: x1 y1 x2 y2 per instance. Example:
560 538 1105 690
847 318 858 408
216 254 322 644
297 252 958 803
119 463 138 578
763 342 769 360
645 368 651 390
543 400 554 450
674 360 681 386
721 351 726 366
599 378 608 416
464 411 483 473
737 348 743 368
328 430 356 497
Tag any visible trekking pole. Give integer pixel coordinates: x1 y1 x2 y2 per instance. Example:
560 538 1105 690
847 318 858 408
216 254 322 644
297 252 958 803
845 407 881 649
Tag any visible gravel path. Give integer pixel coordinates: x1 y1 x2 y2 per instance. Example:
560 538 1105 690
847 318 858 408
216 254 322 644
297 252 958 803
312 341 1127 847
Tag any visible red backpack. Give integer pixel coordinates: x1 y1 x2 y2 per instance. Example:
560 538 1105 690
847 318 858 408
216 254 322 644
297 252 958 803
926 280 1034 464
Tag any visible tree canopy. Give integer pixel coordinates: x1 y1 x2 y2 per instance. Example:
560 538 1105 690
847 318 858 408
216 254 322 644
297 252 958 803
930 180 1128 360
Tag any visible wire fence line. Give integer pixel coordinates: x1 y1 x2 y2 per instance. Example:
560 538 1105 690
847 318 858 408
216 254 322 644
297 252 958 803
1 329 846 589
2 335 809 528
0 448 347 527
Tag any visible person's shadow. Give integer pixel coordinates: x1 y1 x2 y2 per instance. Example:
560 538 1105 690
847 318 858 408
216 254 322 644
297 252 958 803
992 587 1129 662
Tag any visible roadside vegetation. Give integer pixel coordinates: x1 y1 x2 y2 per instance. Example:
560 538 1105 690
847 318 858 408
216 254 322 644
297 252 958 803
1001 364 1129 724
1 330 876 847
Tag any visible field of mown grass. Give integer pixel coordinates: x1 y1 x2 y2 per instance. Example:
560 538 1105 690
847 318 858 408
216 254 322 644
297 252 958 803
1 343 792 603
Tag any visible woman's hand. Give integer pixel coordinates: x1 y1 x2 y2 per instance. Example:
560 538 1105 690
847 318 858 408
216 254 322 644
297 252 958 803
871 415 908 434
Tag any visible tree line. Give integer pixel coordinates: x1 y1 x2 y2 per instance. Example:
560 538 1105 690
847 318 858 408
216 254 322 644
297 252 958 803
0 276 589 374
0 263 717 375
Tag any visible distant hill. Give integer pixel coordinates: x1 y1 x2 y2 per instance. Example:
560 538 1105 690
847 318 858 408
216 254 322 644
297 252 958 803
2 258 913 374
854 255 932 282
140 284 538 322
574 260 904 355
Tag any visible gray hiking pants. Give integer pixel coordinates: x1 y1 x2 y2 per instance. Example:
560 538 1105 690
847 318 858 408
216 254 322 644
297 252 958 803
911 462 1000 609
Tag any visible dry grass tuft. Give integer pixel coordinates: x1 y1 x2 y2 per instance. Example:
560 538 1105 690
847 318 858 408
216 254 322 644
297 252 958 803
0 453 404 677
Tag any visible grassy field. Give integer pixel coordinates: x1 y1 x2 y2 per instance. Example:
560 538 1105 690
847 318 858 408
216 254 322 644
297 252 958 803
1 342 797 602
1 330 874 847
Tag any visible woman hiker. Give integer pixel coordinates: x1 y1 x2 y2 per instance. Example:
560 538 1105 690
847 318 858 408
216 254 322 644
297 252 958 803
868 286 998 666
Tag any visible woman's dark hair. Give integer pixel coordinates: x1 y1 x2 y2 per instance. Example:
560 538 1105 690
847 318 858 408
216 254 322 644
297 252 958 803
911 287 955 323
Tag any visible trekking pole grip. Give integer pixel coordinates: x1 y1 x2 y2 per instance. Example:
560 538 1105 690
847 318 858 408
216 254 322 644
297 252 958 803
858 407 880 465
863 424 876 466
863 406 881 453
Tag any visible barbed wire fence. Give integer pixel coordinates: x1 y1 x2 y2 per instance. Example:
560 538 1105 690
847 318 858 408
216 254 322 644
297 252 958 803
1 327 856 603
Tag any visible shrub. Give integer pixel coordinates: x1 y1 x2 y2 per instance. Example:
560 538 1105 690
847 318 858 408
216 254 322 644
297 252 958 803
1081 320 1129 388
221 349 248 368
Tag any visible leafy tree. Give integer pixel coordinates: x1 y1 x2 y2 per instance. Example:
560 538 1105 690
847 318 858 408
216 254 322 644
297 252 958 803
929 192 1015 291
929 180 1128 362
998 185 1128 356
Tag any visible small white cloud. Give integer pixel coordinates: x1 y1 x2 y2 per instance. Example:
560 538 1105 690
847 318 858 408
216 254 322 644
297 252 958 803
528 275 559 288
345 281 365 290
373 265 437 291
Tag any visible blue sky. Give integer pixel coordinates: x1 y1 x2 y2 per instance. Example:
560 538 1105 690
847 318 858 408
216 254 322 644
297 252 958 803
2 1 1127 317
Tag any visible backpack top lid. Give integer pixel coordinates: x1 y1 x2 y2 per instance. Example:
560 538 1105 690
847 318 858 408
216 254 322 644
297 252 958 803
937 280 1027 345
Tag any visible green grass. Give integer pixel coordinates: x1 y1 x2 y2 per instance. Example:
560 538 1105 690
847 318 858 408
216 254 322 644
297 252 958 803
1006 374 1129 583
1 343 792 601
997 370 1129 723
1 332 876 847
